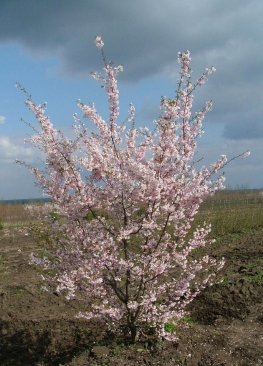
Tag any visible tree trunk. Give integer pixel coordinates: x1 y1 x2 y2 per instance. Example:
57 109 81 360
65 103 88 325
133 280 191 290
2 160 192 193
129 323 137 344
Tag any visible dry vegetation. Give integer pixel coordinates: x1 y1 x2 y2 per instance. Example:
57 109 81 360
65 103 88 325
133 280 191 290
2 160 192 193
0 203 29 226
1 189 262 231
199 189 263 236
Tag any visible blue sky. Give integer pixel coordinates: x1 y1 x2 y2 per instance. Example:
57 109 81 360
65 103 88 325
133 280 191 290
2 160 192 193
0 0 262 199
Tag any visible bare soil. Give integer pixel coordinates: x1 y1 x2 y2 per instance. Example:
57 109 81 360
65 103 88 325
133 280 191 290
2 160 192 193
0 227 263 365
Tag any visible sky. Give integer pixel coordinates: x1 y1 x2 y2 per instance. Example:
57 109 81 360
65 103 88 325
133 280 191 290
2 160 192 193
0 0 262 199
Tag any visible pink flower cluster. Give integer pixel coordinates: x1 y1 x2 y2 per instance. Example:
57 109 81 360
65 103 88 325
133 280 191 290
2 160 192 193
20 37 246 343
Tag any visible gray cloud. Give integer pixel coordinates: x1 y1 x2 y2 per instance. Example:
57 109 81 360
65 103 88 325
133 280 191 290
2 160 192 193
197 138 263 189
0 0 262 139
223 118 263 140
0 0 260 77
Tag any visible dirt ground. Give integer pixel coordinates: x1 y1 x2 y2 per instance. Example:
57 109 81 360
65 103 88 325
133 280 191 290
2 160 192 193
0 227 262 365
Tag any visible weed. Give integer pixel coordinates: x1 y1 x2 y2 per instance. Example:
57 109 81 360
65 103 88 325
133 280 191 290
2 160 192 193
164 322 177 333
243 271 263 285
181 315 195 324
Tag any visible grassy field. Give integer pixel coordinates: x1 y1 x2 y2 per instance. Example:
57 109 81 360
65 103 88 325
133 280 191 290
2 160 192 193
0 190 262 365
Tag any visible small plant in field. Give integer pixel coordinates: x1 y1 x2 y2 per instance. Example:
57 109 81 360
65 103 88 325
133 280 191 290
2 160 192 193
18 37 249 343
164 322 177 334
247 271 263 285
239 261 263 285
164 315 195 334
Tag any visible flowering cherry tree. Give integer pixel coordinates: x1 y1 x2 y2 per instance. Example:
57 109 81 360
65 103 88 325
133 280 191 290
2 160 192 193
19 37 247 342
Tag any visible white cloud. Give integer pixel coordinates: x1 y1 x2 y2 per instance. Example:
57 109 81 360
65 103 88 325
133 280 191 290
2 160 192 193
0 136 41 199
0 135 35 163
0 115 6 124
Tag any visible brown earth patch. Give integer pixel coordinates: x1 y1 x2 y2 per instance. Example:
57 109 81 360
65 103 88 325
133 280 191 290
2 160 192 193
0 228 262 365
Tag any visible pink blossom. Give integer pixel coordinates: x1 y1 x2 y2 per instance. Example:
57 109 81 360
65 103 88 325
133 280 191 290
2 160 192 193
94 36 104 49
241 150 250 159
19 38 246 343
